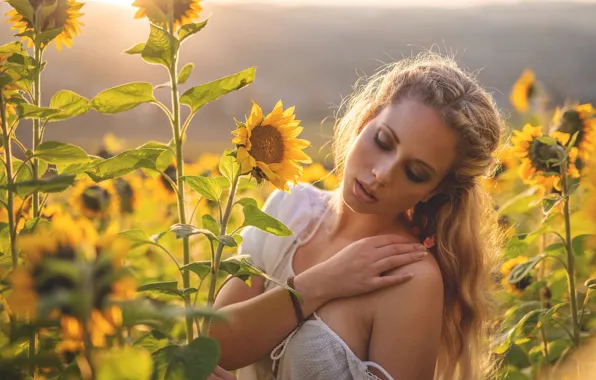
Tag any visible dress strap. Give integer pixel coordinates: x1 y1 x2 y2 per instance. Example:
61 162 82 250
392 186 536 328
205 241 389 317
270 325 302 377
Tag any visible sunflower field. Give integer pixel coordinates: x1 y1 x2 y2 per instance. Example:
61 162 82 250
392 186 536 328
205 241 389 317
0 1 595 380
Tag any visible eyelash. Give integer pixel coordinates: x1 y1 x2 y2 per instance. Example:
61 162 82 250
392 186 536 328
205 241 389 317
374 132 426 184
374 132 391 151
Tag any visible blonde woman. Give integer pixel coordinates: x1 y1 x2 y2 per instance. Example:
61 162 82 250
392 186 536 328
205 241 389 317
209 53 504 380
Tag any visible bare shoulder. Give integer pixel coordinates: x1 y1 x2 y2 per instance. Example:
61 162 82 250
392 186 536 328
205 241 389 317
372 256 444 310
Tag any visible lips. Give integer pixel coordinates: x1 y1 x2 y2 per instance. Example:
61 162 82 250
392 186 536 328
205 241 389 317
354 179 378 203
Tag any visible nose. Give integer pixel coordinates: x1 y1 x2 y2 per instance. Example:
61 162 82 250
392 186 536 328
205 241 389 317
371 161 393 188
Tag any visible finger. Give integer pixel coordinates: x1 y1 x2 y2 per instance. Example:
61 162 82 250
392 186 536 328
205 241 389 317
207 375 223 380
363 234 413 248
212 366 236 380
372 272 414 290
375 242 427 260
372 251 427 273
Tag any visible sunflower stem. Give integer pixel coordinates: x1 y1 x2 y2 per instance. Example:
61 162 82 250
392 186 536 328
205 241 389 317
167 35 194 344
538 234 549 358
202 174 239 336
561 159 580 347
31 45 43 218
0 93 17 269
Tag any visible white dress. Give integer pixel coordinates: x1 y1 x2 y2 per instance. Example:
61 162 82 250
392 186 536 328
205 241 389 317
236 183 394 380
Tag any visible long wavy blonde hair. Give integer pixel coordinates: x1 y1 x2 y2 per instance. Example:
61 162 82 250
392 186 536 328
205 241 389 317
332 53 505 380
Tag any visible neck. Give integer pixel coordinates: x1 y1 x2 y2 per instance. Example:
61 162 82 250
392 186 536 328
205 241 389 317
327 188 411 241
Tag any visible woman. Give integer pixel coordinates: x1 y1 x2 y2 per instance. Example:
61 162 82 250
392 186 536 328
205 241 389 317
209 53 504 380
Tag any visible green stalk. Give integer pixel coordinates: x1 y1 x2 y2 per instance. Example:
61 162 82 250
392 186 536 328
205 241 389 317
561 163 580 347
0 94 17 268
31 45 43 217
167 25 194 344
202 174 239 336
538 235 549 358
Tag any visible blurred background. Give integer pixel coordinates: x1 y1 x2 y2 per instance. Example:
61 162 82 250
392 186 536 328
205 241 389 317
1 0 596 162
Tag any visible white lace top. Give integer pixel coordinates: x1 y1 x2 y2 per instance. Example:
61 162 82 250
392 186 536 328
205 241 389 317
236 183 394 380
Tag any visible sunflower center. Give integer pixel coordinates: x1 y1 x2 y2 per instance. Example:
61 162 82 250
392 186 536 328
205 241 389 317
557 109 584 145
515 276 533 291
528 139 564 172
115 178 135 214
82 186 112 212
249 125 285 164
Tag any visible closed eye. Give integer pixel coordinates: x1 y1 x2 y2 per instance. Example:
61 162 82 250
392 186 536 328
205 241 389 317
374 132 391 151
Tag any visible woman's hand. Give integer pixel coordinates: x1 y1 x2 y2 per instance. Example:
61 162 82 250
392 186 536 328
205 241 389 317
294 234 427 302
207 366 237 380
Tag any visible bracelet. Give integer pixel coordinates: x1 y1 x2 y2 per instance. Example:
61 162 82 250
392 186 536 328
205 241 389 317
286 276 305 325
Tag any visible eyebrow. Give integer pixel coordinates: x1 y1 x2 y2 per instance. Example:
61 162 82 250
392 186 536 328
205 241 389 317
381 123 437 175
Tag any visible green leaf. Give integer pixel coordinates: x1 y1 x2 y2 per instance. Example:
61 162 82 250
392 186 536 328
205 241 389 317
125 42 146 55
177 20 209 42
97 347 153 380
181 175 222 201
92 82 156 114
20 218 52 234
567 177 581 196
545 242 565 254
497 187 540 215
137 141 175 172
137 281 184 298
178 63 194 85
16 103 61 119
170 223 216 241
0 175 75 197
217 235 237 247
85 147 166 182
7 0 34 22
36 28 62 48
537 136 558 146
241 204 292 236
539 302 568 323
180 67 256 113
134 330 171 353
201 214 219 237
47 90 91 122
235 198 258 208
119 230 156 249
585 278 596 289
179 261 211 280
219 149 239 183
546 339 572 364
542 196 562 215
494 309 543 355
121 299 222 328
152 345 180 380
33 141 90 164
166 337 220 380
572 234 595 256
508 255 545 284
141 24 179 68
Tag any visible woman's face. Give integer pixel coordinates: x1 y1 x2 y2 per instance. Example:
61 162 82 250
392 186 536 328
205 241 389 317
342 98 459 216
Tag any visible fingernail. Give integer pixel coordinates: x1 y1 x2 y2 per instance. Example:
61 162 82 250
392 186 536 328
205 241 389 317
417 244 427 250
404 272 414 279
416 251 428 258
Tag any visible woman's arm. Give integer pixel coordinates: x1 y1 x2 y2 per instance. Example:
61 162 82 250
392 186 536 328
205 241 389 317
210 271 327 370
209 235 428 370
367 257 444 380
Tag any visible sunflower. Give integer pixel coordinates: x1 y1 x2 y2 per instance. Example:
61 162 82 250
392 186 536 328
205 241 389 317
500 256 533 296
69 177 120 220
480 145 518 195
132 0 202 30
232 101 312 191
5 0 84 51
510 69 535 113
56 305 122 361
114 175 143 215
552 103 596 164
511 124 580 192
301 163 339 190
